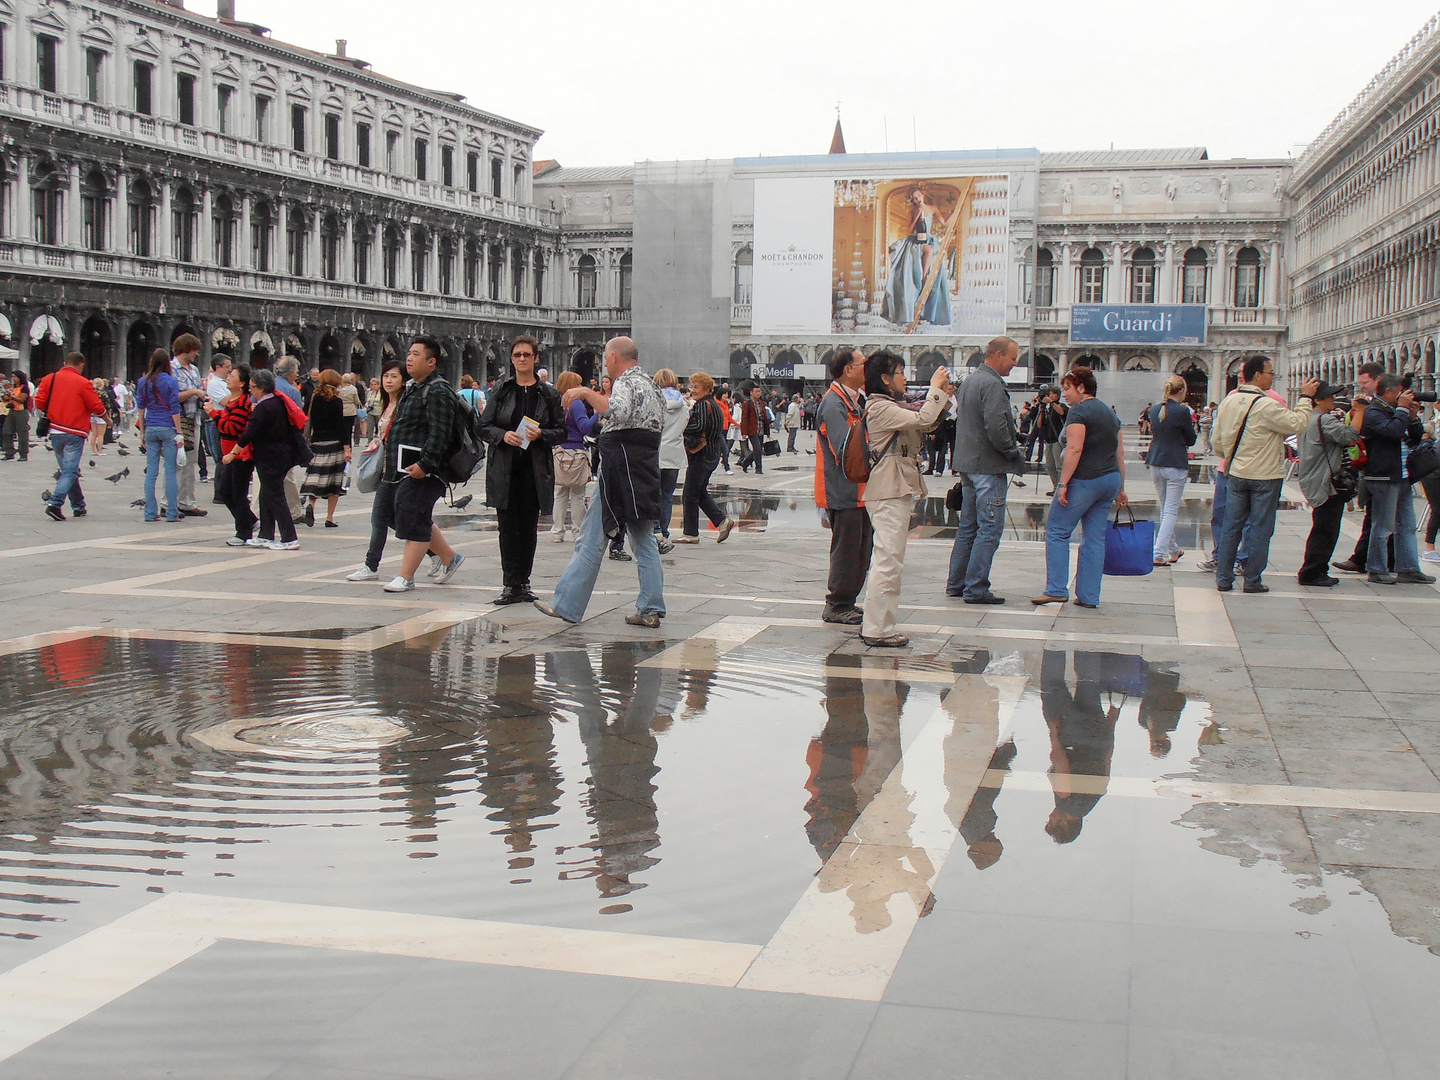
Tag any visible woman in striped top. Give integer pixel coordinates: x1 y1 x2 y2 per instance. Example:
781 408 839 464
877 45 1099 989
212 363 256 546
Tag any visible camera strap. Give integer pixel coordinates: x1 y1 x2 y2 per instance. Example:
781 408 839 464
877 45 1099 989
1227 394 1263 462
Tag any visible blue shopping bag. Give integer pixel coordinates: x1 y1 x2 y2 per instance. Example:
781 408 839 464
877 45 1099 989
1103 505 1155 576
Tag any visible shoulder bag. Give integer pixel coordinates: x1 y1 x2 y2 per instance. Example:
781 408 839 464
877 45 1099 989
33 373 57 438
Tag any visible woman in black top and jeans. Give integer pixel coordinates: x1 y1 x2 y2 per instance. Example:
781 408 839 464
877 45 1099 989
677 371 733 542
479 335 565 604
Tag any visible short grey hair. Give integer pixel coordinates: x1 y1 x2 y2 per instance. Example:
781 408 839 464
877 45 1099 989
275 356 300 379
250 368 276 393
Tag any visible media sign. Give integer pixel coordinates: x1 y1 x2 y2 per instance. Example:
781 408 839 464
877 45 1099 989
1069 304 1207 345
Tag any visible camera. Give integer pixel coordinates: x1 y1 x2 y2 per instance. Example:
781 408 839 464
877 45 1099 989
1400 374 1439 404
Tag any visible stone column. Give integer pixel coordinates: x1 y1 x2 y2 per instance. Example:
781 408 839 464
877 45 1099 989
401 224 413 291
427 234 439 294
373 219 384 285
66 162 82 248
1109 242 1125 304
1058 243 1073 307
1266 239 1283 314
1163 241 1177 304
309 208 322 278
16 156 31 241
238 193 252 270
1212 240 1228 310
342 214 353 283
200 188 214 264
158 181 172 263
114 171 128 252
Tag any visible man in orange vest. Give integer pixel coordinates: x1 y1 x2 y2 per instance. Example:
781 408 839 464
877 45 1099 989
814 348 869 624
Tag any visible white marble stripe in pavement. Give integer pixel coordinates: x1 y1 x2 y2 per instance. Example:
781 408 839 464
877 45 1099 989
984 769 1440 814
738 672 1030 1000
0 922 216 1062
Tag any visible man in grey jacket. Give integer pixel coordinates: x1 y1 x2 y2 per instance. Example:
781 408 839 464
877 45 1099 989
947 336 1024 604
1295 382 1364 587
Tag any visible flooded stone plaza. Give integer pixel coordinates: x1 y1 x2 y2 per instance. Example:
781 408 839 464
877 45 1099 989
1 445 1439 1079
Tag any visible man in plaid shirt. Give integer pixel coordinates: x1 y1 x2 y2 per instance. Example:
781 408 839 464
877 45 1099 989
379 336 465 592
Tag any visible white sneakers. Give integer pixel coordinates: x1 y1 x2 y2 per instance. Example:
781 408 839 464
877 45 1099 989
225 537 249 547
347 566 379 581
384 576 415 592
425 555 445 579
269 540 301 551
245 537 270 548
436 553 465 583
366 556 462 590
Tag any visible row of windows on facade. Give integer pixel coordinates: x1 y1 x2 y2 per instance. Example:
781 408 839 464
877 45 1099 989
15 29 523 198
14 164 631 307
1026 246 1266 307
726 244 1266 308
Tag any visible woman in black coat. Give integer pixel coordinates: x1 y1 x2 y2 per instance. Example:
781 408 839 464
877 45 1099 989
225 368 301 550
479 336 566 604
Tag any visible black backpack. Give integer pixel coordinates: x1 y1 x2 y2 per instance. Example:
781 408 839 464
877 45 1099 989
421 379 486 485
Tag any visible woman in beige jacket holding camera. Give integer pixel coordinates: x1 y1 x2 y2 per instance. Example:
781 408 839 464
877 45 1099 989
860 352 954 647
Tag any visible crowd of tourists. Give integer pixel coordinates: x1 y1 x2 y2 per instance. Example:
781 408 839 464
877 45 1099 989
15 325 1440 645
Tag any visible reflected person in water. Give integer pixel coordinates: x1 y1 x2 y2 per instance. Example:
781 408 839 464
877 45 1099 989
1040 650 1119 845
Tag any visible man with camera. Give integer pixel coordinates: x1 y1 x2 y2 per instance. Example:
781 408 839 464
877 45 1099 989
1211 357 1316 593
1358 373 1435 585
1296 383 1365 586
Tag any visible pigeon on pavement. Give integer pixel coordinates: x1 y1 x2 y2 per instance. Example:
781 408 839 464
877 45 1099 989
106 468 130 484
451 493 474 510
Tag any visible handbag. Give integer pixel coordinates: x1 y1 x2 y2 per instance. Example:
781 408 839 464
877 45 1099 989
1407 439 1440 485
355 443 384 493
763 438 781 457
1103 504 1155 576
553 446 592 487
33 372 55 438
1330 465 1359 501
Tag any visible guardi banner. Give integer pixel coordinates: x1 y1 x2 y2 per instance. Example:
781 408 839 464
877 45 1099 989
751 175 1011 336
1070 304 1208 345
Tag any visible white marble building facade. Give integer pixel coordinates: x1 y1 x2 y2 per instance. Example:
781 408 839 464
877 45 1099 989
0 0 563 382
1287 14 1440 398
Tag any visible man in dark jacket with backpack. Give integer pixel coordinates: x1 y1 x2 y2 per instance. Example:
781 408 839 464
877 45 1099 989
381 336 465 593
815 348 869 625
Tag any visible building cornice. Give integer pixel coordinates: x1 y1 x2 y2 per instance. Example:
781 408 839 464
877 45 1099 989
109 0 544 141
1290 10 1440 188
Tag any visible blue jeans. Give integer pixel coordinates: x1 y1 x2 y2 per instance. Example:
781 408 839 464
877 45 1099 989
1151 466 1188 559
48 431 87 511
1044 472 1122 605
947 472 1008 597
1214 475 1282 588
1211 471 1251 563
144 424 180 521
551 485 666 621
1366 479 1421 574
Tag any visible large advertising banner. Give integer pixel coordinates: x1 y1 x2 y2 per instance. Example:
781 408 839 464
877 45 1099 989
751 177 835 335
833 176 1010 336
1070 304 1208 345
752 174 1011 337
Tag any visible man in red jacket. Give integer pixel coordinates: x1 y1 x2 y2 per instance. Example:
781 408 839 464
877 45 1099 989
34 352 105 521
736 384 770 475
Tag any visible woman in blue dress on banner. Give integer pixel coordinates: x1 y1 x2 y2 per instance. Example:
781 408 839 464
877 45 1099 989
882 186 952 330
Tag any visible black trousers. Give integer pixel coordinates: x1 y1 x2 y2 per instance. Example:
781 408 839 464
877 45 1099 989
682 451 725 536
496 474 540 587
1299 493 1347 583
256 465 297 543
1422 474 1440 546
826 506 873 609
739 434 765 473
217 456 257 540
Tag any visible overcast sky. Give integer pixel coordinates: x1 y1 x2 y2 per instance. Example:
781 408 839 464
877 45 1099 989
222 0 1438 165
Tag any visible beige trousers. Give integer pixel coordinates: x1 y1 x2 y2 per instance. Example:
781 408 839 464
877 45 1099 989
552 483 588 534
862 495 913 639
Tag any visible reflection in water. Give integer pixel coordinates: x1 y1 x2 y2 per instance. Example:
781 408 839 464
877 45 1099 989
1041 650 1123 845
814 673 934 933
968 650 1190 863
550 645 664 909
